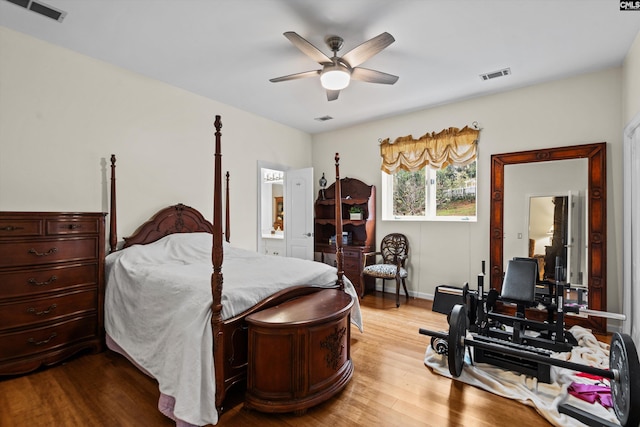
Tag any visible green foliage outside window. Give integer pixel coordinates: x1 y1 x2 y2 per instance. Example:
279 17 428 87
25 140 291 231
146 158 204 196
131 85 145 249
436 162 476 216
392 169 426 216
390 161 476 219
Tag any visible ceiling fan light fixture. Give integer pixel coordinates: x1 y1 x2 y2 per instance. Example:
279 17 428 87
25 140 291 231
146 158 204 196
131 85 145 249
320 65 350 90
271 32 396 99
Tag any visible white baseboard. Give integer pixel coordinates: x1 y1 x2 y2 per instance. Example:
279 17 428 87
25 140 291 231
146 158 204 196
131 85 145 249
372 284 434 301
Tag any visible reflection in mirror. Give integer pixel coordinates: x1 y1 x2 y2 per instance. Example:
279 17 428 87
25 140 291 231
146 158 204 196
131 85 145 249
273 196 283 231
504 159 587 288
528 194 586 286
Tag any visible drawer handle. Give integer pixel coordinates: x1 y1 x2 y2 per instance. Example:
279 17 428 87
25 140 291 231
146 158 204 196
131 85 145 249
0 225 25 231
27 276 58 286
27 304 57 316
27 333 57 346
28 247 58 257
65 224 82 230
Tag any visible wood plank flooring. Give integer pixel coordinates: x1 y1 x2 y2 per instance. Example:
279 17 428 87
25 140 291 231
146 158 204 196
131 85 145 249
0 292 572 426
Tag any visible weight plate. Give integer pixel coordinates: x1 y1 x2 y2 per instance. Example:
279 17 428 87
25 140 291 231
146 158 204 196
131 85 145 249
431 336 448 355
448 304 467 377
610 332 640 427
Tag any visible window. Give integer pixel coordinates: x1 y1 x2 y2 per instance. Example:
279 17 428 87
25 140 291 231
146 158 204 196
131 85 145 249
381 160 477 222
378 125 479 222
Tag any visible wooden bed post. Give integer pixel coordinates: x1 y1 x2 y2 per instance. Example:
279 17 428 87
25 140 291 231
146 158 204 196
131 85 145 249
211 115 225 410
335 153 345 290
109 154 117 252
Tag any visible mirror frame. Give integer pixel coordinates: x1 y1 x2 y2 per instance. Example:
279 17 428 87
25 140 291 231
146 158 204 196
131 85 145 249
490 142 607 333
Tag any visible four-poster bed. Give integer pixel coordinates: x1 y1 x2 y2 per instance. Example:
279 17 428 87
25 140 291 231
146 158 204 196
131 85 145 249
104 115 359 426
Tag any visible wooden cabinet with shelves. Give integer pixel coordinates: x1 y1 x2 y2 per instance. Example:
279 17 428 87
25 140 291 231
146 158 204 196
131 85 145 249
0 211 106 375
314 178 375 297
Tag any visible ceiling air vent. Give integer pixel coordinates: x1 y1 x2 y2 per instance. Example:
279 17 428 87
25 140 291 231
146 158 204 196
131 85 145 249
314 115 334 122
480 68 511 81
3 0 67 22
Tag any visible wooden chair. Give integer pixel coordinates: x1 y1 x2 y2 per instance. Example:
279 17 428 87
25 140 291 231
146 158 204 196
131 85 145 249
361 233 409 307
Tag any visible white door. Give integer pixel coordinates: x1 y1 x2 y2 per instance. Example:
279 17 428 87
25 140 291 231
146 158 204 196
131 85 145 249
566 190 585 286
285 168 314 259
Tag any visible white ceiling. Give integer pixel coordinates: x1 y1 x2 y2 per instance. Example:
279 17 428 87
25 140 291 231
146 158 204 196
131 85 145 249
1 0 639 134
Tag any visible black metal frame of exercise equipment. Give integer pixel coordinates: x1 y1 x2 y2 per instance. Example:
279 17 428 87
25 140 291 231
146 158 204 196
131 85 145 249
420 304 640 427
464 259 581 383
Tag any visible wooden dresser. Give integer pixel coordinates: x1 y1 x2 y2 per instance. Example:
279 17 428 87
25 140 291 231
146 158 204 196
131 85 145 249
0 212 106 375
245 289 354 414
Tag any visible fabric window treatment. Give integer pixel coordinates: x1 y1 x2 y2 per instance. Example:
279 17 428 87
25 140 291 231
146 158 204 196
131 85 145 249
380 126 479 174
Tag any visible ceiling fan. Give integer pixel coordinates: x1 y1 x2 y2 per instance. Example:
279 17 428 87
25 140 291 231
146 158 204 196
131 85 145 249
270 31 399 101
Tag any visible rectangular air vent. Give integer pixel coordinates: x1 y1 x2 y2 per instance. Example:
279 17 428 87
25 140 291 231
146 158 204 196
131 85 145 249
480 68 511 81
4 0 66 22
314 115 333 122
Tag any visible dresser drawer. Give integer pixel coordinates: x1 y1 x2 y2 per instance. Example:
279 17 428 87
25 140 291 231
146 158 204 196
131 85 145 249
0 289 98 331
343 256 361 271
0 315 97 362
46 218 100 235
0 237 98 268
0 263 97 299
342 249 361 260
0 219 43 237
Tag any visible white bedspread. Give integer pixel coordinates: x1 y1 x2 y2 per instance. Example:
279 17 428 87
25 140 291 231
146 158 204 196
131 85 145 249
424 326 619 426
105 232 362 426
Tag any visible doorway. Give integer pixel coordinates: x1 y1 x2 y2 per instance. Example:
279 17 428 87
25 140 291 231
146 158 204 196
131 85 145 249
258 162 286 256
257 162 315 259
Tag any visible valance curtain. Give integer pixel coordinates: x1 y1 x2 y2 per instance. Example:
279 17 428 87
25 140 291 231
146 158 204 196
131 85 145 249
380 126 480 174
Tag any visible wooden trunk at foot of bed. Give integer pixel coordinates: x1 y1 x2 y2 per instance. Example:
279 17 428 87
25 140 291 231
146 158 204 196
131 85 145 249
217 285 337 405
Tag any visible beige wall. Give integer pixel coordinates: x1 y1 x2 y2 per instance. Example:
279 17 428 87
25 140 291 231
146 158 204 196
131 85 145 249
312 68 625 319
623 30 640 125
0 27 312 249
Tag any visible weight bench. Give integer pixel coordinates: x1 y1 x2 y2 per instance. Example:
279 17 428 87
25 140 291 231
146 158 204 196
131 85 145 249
474 258 578 382
484 258 575 350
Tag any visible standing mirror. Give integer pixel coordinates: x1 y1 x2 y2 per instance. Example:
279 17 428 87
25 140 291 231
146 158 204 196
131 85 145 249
490 142 607 332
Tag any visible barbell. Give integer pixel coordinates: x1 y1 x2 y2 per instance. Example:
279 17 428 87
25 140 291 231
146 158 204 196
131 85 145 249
420 304 640 427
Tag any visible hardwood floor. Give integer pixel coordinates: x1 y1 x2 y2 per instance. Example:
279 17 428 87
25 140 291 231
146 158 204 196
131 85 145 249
0 292 562 426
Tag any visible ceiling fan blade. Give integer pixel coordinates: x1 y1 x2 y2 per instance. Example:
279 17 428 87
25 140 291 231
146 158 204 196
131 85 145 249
351 67 399 85
270 70 321 83
326 89 340 101
341 32 395 67
284 32 332 64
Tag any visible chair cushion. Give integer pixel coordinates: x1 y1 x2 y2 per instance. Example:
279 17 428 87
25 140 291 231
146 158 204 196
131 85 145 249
363 264 408 279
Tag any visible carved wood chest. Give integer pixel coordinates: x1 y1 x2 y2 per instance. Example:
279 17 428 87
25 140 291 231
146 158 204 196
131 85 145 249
245 289 354 414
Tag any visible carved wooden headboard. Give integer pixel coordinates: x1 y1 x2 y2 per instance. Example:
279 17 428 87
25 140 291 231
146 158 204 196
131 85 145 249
121 203 214 249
